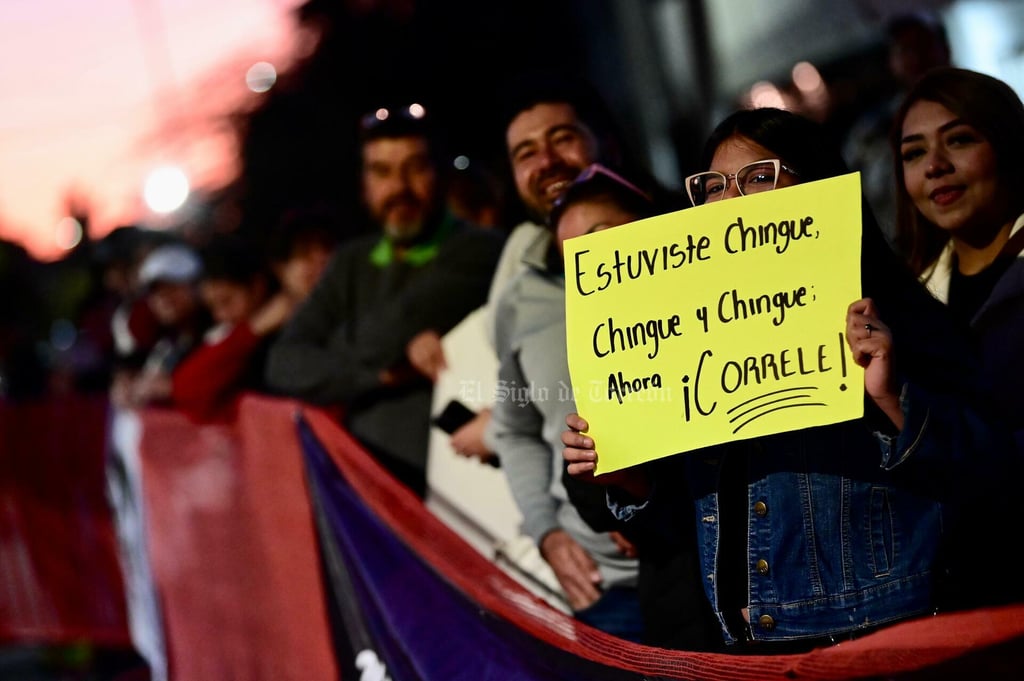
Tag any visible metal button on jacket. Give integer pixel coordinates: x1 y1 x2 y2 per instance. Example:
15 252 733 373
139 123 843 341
758 614 776 631
756 558 770 575
753 500 768 516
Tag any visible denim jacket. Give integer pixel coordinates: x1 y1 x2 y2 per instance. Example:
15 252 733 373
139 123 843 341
688 422 944 644
611 414 952 645
589 215 1022 645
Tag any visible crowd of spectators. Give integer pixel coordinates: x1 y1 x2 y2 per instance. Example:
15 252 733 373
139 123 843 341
3 8 1023 658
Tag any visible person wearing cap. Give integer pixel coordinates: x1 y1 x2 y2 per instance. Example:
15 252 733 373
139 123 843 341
110 241 209 408
264 104 503 498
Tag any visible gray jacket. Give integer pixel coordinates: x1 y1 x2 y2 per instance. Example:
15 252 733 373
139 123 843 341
485 230 638 590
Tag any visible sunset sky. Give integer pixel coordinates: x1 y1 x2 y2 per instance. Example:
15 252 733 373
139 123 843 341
0 0 302 261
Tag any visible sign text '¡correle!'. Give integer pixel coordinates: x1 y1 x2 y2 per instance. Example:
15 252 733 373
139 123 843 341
607 336 844 409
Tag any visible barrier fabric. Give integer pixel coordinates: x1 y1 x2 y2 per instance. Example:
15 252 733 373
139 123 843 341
300 414 648 681
135 397 336 681
0 394 129 645
4 394 1024 680
301 406 1024 681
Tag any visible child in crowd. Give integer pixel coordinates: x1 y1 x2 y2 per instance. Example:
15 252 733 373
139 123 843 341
171 234 294 422
110 242 208 409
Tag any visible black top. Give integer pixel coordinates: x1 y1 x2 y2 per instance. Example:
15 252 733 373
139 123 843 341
717 449 749 641
948 254 1014 327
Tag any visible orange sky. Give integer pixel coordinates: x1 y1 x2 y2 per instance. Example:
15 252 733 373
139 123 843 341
0 0 302 261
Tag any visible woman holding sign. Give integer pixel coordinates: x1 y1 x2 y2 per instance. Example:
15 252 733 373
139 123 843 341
561 106 1010 652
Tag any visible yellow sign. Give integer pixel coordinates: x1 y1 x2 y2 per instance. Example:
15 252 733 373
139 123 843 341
564 173 864 473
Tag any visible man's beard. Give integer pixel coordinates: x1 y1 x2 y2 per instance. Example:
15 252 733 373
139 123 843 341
383 218 425 245
521 198 550 228
527 165 581 227
375 192 430 244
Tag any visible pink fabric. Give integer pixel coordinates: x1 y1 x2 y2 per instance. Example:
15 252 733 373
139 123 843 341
139 396 336 680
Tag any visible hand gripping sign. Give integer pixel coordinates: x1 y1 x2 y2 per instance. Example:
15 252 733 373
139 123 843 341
563 173 864 473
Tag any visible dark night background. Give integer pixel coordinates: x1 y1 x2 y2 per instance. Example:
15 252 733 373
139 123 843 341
229 0 894 244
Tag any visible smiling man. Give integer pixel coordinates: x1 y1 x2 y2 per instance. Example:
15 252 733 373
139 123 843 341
480 75 657 641
506 100 601 222
265 105 503 497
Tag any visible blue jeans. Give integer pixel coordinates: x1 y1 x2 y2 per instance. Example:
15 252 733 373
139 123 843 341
574 586 645 643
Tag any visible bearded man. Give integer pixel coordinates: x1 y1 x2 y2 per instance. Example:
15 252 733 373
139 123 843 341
265 104 503 497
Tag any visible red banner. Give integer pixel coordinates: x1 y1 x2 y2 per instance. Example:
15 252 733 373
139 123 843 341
4 393 1024 679
0 394 129 644
135 396 336 681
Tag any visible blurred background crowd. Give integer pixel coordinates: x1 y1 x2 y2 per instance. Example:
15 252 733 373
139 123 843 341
2 0 1022 406
4 1 1024 678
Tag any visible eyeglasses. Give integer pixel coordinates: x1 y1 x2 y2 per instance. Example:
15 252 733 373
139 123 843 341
359 102 427 131
684 159 799 206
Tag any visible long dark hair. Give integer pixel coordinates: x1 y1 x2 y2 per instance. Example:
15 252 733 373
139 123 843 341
705 107 974 394
702 108 903 296
890 67 1024 274
701 107 851 182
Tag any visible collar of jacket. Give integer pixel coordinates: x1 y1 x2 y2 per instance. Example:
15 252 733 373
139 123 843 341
369 212 457 267
925 213 1024 305
921 212 1024 305
520 226 563 275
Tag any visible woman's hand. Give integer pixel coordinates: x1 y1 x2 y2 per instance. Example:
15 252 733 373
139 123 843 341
562 413 651 499
846 297 903 430
562 413 599 478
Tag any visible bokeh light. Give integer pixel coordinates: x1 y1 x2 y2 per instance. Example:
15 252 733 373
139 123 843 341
792 61 823 92
246 61 277 93
748 81 788 110
50 318 77 352
791 61 830 120
54 216 83 251
143 166 190 214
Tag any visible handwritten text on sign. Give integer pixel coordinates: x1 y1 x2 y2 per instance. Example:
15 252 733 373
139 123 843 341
563 173 864 474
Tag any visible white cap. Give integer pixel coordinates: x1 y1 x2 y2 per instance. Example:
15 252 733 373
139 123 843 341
138 244 201 287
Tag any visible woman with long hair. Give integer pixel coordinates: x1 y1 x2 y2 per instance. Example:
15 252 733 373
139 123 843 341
561 106 1018 652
